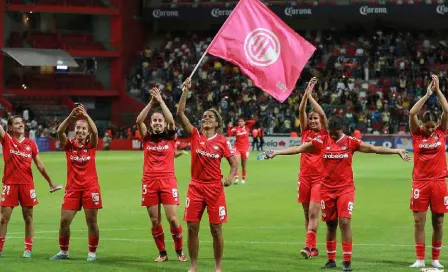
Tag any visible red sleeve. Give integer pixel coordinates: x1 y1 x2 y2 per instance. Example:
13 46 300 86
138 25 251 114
349 136 362 152
310 136 324 151
1 133 10 145
246 120 256 129
190 127 199 142
226 127 234 137
223 138 235 159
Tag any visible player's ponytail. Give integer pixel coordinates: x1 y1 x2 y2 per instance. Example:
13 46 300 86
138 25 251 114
208 108 223 134
422 110 438 124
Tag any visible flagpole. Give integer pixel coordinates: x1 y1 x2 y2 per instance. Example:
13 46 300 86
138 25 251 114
188 0 247 80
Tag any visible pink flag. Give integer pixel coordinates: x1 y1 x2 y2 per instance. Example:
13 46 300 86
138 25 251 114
207 0 316 103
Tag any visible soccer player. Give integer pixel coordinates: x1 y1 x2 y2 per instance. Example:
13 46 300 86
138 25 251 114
177 78 238 272
0 115 60 258
227 117 255 184
263 116 409 271
408 75 448 269
50 104 101 261
297 77 327 259
136 87 186 262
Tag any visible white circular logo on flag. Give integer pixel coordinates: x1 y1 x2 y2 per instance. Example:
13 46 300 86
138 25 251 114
244 28 281 67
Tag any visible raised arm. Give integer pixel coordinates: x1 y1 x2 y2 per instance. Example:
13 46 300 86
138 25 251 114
151 87 176 131
78 105 99 148
136 97 155 140
409 82 432 134
432 75 448 131
57 107 80 147
269 142 316 158
0 121 6 142
358 142 410 161
299 78 317 132
176 78 194 136
309 95 328 129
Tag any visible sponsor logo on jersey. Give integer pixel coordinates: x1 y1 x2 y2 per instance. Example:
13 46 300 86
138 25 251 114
196 149 220 159
70 155 92 162
147 144 169 151
323 153 349 159
9 150 32 158
418 141 442 149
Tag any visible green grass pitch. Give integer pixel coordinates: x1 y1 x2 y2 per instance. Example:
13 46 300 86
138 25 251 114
0 151 445 271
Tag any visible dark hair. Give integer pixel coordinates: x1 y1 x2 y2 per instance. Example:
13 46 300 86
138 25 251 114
422 110 438 123
238 116 245 121
328 116 344 130
206 108 223 134
7 115 23 127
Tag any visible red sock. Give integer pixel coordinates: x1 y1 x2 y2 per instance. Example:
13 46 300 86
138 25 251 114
152 224 166 252
305 230 316 249
171 225 183 251
0 237 5 252
59 236 70 252
326 240 336 261
432 241 442 260
88 236 99 253
342 242 352 262
242 171 247 180
415 243 425 260
24 237 33 252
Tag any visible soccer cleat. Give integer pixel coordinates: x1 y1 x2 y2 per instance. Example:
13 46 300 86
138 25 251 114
300 247 312 259
311 248 320 257
87 253 97 262
241 179 246 184
342 261 352 271
177 253 187 262
409 260 426 268
432 260 444 268
321 260 337 269
154 255 168 262
49 252 70 260
234 179 239 185
23 250 32 258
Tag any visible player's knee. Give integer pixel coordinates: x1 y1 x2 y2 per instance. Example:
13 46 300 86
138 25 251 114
23 214 33 225
413 216 425 228
0 214 11 225
432 214 444 228
166 215 178 226
326 220 338 231
187 223 200 234
209 224 222 238
338 218 350 231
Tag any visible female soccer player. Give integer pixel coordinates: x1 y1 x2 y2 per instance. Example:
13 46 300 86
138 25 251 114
408 75 448 269
50 104 101 261
177 78 238 272
0 115 60 258
297 77 327 259
136 87 186 262
227 117 256 184
263 116 409 271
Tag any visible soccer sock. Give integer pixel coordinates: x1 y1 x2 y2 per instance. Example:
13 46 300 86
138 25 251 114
59 236 70 253
305 230 316 249
234 172 239 180
415 243 425 260
326 240 336 261
342 241 353 262
0 237 5 252
88 236 99 253
152 224 166 254
432 241 442 260
242 171 247 181
24 237 33 252
171 225 183 253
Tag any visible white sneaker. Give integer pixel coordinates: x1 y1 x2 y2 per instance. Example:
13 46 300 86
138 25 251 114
409 260 425 268
241 179 246 184
87 252 97 261
23 250 32 258
432 260 444 268
234 179 239 185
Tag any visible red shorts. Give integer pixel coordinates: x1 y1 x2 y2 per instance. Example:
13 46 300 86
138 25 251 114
410 180 448 214
298 176 322 203
235 147 249 159
320 188 355 222
1 184 39 207
62 186 102 211
141 177 179 207
183 180 227 224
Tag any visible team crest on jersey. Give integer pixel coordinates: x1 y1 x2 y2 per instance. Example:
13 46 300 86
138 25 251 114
84 149 88 153
13 144 17 148
326 147 331 150
341 145 347 150
213 145 219 150
25 145 31 151
435 135 439 140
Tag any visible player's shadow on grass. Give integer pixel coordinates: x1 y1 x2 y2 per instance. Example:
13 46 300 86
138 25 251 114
356 257 409 266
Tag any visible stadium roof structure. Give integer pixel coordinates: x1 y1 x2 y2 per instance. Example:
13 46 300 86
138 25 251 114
1 48 79 67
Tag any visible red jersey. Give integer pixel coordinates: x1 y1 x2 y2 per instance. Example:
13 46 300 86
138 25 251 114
64 138 99 191
412 127 448 181
299 127 327 178
142 130 177 180
190 127 235 182
1 134 38 185
311 134 362 191
229 120 256 150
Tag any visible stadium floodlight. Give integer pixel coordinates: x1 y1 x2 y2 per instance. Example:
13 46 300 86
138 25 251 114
1 48 79 67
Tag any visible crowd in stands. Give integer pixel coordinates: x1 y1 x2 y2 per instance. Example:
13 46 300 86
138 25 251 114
128 28 448 136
